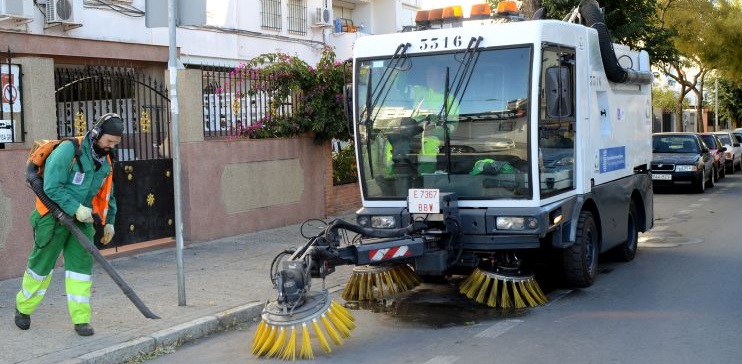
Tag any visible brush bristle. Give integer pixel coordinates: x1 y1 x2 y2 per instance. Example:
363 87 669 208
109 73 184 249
313 319 331 353
342 264 422 301
459 270 547 309
300 323 313 359
281 326 297 361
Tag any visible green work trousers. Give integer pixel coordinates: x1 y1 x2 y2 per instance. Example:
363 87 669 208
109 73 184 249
16 210 95 324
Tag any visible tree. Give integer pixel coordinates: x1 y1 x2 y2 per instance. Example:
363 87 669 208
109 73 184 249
717 79 742 128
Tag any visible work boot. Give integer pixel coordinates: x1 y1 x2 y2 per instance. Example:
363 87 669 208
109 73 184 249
14 309 30 330
74 323 94 336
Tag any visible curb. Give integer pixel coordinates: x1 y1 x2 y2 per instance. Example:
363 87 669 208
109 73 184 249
69 301 264 364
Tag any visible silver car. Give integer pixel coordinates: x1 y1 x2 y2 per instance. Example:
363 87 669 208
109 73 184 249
713 131 742 174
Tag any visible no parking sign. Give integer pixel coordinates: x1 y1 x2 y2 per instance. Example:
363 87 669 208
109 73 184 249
1 64 21 113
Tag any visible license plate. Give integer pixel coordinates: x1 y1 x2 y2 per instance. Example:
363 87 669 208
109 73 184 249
652 174 672 180
408 188 440 214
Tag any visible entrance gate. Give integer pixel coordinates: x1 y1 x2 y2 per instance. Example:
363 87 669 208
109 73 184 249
54 66 174 248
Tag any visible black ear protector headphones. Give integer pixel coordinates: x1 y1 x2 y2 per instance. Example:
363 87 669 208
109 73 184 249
90 112 121 141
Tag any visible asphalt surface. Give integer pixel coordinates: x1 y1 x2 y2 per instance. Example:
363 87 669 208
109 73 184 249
0 216 354 364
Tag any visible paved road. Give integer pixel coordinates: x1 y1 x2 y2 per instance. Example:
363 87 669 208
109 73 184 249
147 175 742 364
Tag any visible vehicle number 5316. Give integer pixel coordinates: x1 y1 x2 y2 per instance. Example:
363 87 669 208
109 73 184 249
419 36 463 50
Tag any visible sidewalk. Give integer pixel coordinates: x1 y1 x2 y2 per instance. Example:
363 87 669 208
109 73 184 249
0 216 354 364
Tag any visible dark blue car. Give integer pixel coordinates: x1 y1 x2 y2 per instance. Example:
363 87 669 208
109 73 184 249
651 132 715 193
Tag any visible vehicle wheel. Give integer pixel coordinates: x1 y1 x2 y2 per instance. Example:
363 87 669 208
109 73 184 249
737 158 741 172
713 164 719 183
707 166 715 188
727 162 734 175
720 164 726 179
562 210 599 287
695 169 706 193
613 202 638 262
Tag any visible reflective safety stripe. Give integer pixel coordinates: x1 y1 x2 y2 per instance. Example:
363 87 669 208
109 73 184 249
26 267 48 282
65 271 91 282
21 288 47 299
67 294 90 304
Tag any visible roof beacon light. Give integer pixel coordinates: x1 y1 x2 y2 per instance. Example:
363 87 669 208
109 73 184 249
496 1 519 16
415 10 431 26
428 8 444 23
470 3 492 19
442 6 463 21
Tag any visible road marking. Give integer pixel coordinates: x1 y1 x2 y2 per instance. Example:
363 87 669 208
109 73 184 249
688 203 701 208
699 198 710 202
423 355 458 364
475 319 523 338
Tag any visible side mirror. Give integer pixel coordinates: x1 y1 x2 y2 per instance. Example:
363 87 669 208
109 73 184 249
545 66 573 118
734 143 740 148
701 147 710 154
720 146 727 152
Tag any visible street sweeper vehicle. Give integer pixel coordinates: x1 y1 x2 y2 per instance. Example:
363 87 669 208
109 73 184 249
252 0 654 359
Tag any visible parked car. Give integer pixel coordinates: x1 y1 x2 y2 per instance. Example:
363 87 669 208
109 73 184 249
651 132 714 193
712 131 742 174
698 133 727 181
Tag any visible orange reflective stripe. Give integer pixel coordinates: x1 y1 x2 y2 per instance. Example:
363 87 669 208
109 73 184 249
36 150 114 223
92 157 113 224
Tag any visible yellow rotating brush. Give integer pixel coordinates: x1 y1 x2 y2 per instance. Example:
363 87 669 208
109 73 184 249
252 290 356 360
342 264 422 301
459 268 547 309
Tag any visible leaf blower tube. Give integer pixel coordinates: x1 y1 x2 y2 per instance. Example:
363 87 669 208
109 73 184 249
26 163 160 320
579 0 653 85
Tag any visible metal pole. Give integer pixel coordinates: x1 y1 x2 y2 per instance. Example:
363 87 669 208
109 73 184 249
715 78 719 131
168 0 186 306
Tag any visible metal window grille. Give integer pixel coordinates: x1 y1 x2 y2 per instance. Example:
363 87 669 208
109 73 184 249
199 65 302 138
261 0 282 31
287 0 307 35
54 66 171 161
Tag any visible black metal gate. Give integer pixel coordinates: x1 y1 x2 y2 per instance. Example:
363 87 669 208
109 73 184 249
54 66 174 248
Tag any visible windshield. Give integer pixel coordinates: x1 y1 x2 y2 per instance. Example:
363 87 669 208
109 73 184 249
653 135 699 153
355 46 532 200
699 135 718 149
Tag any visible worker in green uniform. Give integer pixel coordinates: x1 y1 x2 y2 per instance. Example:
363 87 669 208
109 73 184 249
411 64 460 174
14 113 123 336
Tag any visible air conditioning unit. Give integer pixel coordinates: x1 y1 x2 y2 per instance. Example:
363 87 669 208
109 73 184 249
46 0 76 24
314 6 332 26
0 0 35 20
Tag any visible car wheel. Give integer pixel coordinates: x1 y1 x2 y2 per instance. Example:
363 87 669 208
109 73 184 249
562 210 599 288
737 158 741 172
613 201 638 262
707 166 715 188
713 164 720 183
727 161 735 175
720 163 726 179
695 169 706 193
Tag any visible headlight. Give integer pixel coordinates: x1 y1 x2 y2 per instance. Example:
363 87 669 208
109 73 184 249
496 217 525 230
674 165 696 172
357 215 370 227
371 216 397 228
496 216 539 230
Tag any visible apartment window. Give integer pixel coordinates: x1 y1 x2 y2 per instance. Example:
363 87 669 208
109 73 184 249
262 0 282 31
287 0 307 35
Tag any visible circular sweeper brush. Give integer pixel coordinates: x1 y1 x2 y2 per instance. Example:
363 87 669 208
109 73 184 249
341 264 422 301
252 290 356 360
459 268 547 309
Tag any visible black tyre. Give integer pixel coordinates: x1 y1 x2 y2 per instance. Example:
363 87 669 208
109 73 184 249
563 210 599 287
713 164 720 183
613 202 638 262
695 169 705 193
720 163 726 179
